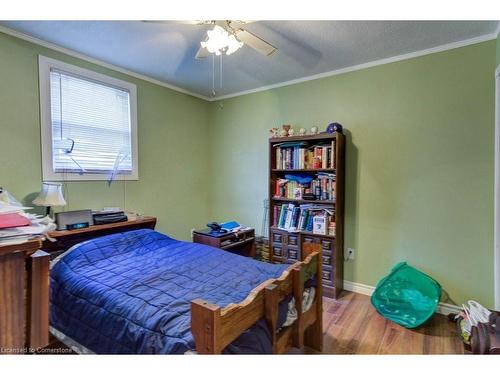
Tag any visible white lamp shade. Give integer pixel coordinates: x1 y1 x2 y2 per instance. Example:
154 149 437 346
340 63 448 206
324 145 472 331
33 183 67 207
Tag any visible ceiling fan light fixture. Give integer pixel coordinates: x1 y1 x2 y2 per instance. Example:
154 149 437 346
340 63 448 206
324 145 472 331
226 34 243 55
200 25 244 56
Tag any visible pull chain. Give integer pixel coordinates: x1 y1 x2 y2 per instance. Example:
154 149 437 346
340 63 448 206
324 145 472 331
211 54 216 97
220 53 223 89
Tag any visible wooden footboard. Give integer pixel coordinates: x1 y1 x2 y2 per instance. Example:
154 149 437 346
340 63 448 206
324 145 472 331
191 251 322 354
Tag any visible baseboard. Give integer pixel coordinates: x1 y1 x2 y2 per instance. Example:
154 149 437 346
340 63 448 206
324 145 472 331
343 280 461 316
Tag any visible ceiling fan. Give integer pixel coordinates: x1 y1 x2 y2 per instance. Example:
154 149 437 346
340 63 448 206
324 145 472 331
146 20 277 59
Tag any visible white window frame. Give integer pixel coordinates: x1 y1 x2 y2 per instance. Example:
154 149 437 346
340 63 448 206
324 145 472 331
38 55 138 181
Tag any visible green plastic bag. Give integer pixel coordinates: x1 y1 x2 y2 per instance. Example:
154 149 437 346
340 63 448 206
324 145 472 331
371 262 442 328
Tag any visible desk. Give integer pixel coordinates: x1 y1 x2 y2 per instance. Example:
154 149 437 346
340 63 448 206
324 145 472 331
192 228 256 258
41 216 157 258
0 238 49 353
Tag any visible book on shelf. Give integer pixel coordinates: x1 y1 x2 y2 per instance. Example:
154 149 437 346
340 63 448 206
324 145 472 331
274 172 336 201
273 203 335 235
274 140 336 170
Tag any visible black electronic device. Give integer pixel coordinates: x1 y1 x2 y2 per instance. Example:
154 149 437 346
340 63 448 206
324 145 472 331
206 222 228 234
92 211 128 225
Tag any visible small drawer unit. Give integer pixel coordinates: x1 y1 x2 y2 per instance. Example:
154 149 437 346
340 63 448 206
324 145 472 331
270 229 301 264
270 227 342 298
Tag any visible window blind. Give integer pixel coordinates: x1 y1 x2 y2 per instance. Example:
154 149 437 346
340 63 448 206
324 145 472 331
50 68 133 174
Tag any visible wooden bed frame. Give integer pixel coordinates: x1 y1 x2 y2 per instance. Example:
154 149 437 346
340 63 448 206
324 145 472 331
191 250 323 354
42 220 323 354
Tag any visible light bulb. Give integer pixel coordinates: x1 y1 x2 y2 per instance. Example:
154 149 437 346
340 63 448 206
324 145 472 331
200 25 244 56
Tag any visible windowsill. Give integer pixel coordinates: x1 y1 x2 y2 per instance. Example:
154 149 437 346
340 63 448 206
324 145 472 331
42 172 139 182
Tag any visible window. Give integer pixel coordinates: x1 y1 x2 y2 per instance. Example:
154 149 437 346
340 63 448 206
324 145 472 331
38 56 138 181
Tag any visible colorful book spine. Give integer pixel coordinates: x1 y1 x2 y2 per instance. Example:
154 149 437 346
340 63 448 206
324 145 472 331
283 203 295 229
278 205 287 227
290 206 301 230
274 142 335 170
273 205 280 227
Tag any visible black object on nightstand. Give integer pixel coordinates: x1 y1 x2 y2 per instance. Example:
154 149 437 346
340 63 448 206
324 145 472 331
192 227 256 258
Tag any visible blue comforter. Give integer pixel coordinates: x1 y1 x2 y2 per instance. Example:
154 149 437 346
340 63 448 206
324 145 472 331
50 229 289 354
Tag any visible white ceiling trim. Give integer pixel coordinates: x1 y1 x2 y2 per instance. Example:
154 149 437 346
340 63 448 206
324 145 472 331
213 32 499 101
0 24 497 103
0 25 211 101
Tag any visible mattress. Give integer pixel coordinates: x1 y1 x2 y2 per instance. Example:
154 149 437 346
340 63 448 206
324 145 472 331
50 229 292 354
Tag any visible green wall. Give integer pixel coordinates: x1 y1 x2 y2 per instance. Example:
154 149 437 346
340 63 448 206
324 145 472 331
208 40 496 307
0 31 211 240
497 32 500 66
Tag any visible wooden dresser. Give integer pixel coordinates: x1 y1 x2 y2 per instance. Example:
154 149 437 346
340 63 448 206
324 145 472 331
0 239 50 354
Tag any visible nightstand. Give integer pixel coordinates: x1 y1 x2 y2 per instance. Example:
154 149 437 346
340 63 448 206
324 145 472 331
192 228 256 258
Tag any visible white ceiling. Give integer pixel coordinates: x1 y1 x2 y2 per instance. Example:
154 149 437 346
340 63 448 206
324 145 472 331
1 21 498 99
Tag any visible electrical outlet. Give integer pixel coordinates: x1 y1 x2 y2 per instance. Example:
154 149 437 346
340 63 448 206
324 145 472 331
345 248 355 261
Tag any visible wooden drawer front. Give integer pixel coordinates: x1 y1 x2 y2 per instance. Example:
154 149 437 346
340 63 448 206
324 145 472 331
288 234 299 246
322 267 333 285
287 249 299 261
322 254 331 266
272 246 284 258
321 239 334 252
272 232 283 244
302 236 319 244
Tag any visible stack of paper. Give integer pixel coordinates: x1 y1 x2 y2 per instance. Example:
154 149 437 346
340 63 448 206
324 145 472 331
0 191 55 245
0 203 32 214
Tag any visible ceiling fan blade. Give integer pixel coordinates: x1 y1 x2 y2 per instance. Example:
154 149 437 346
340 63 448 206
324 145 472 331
228 20 256 28
177 20 212 25
141 20 210 25
235 29 277 56
195 45 210 59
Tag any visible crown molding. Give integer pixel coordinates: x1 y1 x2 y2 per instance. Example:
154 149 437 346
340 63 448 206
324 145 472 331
211 32 498 101
0 24 497 103
0 25 211 101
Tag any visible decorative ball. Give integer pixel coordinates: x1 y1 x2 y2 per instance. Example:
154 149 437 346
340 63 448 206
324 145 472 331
326 122 343 134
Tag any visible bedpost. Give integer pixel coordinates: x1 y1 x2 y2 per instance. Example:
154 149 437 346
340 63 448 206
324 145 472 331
304 251 323 352
191 299 222 354
292 265 304 348
26 249 50 351
264 284 278 352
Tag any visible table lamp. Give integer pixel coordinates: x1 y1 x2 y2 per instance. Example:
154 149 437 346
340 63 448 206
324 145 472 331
33 182 67 216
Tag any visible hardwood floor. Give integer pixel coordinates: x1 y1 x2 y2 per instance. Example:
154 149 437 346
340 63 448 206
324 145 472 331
44 291 465 354
291 291 465 354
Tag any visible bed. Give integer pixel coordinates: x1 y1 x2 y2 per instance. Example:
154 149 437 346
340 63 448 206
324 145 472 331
49 229 323 354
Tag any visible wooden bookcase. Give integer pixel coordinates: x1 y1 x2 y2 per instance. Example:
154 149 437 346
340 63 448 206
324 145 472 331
268 132 345 299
